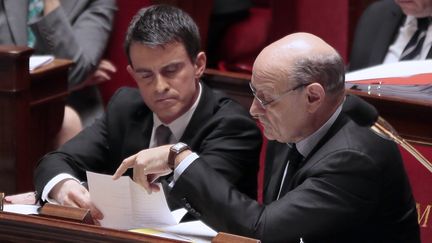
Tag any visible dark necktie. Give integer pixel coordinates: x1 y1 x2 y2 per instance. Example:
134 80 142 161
155 125 172 146
277 144 304 199
400 18 430 61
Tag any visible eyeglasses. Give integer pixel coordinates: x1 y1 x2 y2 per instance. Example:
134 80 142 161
249 82 311 108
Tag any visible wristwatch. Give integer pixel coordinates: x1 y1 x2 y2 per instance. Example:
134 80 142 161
168 142 190 169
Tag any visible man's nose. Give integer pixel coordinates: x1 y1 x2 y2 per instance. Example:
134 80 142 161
249 98 264 118
154 75 170 92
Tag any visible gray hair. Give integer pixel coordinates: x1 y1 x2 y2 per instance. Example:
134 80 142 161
290 53 345 95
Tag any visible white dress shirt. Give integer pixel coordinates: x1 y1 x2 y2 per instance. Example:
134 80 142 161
384 15 432 63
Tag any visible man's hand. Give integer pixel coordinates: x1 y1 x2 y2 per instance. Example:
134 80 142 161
113 145 173 193
43 0 60 15
90 59 117 84
50 179 103 224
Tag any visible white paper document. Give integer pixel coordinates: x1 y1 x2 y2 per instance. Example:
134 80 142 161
3 204 40 215
86 171 177 229
29 55 54 70
131 209 217 243
345 60 432 82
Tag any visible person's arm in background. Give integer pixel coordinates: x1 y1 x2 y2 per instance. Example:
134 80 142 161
30 0 117 87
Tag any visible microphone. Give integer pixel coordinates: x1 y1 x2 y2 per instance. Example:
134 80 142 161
343 94 432 173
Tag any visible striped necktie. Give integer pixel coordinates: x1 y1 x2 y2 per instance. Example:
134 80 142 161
27 0 44 47
400 18 430 61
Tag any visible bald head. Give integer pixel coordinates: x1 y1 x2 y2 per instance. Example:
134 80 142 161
249 33 346 143
253 32 345 99
262 32 336 58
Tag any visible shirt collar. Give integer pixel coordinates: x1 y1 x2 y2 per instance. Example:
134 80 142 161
294 101 343 158
405 16 417 27
404 15 432 27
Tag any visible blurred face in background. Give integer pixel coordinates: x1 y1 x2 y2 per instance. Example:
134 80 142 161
395 0 432 17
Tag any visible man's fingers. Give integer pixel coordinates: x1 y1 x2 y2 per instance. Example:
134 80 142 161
149 183 161 193
94 70 111 81
113 154 136 179
61 195 80 208
99 60 117 73
75 194 103 220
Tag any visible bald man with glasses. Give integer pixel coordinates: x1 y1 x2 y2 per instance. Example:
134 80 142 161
114 32 420 243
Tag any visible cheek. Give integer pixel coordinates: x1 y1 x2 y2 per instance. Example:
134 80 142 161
268 107 298 141
264 111 283 137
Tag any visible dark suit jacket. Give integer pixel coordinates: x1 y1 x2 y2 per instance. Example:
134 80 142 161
34 84 262 204
349 0 432 71
169 112 420 243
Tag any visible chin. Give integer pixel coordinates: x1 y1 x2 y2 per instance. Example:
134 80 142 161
263 131 278 141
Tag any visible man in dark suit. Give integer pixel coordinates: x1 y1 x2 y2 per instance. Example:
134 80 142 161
115 32 420 243
349 0 432 71
34 5 261 222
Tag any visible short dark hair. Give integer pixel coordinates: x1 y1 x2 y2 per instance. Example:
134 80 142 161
291 52 345 96
124 5 201 65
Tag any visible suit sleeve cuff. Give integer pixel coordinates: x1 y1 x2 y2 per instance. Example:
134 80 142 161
41 173 80 203
169 153 199 187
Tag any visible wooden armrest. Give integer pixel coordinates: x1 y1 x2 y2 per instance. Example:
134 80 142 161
212 232 261 243
39 203 94 225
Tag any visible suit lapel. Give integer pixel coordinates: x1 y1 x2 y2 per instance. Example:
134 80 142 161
4 0 28 45
369 3 404 65
289 114 349 189
180 83 215 145
120 106 153 157
263 141 290 204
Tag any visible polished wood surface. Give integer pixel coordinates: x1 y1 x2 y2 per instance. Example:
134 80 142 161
202 68 432 144
0 211 187 243
0 46 72 194
0 209 260 242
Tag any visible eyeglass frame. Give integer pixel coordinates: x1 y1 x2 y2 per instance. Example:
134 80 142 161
249 82 312 108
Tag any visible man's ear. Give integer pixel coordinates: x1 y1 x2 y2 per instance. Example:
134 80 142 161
194 52 206 79
305 83 325 113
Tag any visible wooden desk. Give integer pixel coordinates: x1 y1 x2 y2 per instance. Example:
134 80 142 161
202 68 432 145
0 46 72 194
0 210 259 243
0 211 186 242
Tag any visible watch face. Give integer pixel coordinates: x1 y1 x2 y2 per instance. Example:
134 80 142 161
173 142 186 151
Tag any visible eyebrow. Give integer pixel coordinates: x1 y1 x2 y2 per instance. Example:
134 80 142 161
133 61 183 73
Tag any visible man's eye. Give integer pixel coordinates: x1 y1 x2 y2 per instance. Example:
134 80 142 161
166 66 178 73
137 72 152 79
259 96 272 104
164 64 180 74
256 91 271 103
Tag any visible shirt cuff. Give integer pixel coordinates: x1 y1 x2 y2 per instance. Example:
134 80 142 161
169 152 199 187
41 173 80 203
